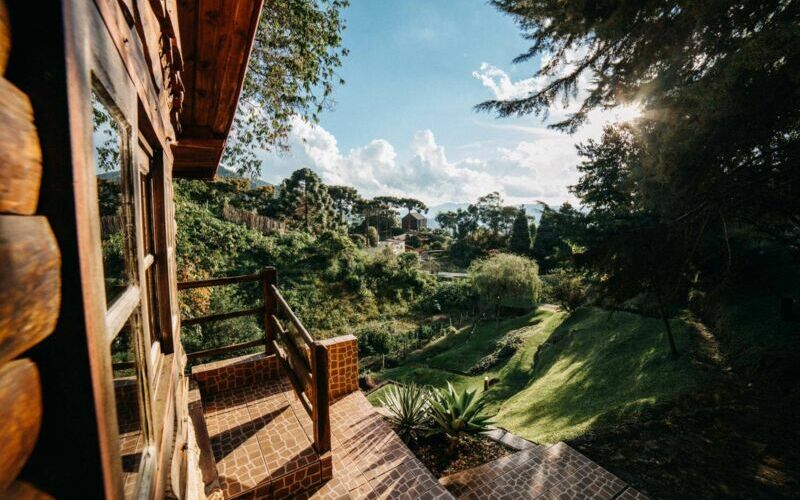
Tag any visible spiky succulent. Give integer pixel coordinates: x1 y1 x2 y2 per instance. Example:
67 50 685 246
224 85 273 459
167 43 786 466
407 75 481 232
380 383 431 443
428 382 493 452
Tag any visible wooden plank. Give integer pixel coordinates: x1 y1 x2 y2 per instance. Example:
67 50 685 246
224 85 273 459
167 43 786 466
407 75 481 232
0 78 43 215
311 342 331 454
0 0 8 74
270 339 313 416
177 272 261 290
104 285 140 343
186 338 264 361
0 216 60 365
0 360 42 491
181 306 262 326
271 316 311 389
271 285 315 346
262 267 276 352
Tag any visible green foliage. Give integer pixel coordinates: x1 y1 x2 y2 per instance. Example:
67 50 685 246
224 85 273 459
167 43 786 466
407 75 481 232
470 253 541 315
531 205 573 274
508 208 532 255
420 279 476 314
380 383 431 443
542 269 588 313
468 330 526 374
277 168 339 234
428 382 493 451
366 226 379 247
224 0 349 175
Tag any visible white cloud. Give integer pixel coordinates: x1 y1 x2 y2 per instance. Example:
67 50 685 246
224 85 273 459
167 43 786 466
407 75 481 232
254 117 582 208
471 62 540 101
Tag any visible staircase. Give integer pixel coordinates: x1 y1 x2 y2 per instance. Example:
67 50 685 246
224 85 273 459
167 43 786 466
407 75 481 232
439 442 650 499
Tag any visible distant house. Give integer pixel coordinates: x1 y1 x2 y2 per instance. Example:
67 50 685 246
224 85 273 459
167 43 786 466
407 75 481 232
402 211 427 231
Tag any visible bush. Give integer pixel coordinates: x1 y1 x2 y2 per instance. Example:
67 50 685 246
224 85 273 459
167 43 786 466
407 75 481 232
420 279 476 313
366 226 379 247
468 330 527 374
349 233 367 248
358 328 394 357
470 253 541 317
380 383 431 443
542 268 588 312
428 383 493 453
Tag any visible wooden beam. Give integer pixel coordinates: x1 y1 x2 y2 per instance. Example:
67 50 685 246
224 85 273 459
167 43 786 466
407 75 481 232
177 272 261 290
186 338 264 361
271 285 315 347
270 316 311 389
311 342 330 454
0 359 42 491
181 306 262 327
0 78 43 215
0 216 60 365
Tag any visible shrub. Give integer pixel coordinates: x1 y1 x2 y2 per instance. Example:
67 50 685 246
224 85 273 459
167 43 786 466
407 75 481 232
366 226 379 247
420 279 476 313
542 268 588 312
468 330 526 374
380 383 431 443
349 233 367 248
428 382 493 453
470 253 541 317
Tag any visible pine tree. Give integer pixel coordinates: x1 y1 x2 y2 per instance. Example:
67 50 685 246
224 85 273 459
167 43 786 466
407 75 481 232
508 209 532 256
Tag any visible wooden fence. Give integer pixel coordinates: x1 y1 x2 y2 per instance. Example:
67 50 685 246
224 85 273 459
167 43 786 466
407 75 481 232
177 268 330 454
222 204 286 234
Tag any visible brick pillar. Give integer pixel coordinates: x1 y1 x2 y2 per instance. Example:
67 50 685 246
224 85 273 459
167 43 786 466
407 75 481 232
319 335 359 400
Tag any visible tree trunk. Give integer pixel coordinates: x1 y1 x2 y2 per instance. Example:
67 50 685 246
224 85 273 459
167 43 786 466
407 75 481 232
655 290 678 358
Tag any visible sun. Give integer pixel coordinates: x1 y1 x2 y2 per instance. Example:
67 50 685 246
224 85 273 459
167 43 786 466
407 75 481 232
611 102 643 123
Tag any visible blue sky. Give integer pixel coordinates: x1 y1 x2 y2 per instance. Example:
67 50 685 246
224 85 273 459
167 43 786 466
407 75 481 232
255 0 634 207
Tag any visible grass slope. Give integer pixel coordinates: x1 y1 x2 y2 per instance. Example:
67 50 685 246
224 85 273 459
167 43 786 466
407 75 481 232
371 307 706 444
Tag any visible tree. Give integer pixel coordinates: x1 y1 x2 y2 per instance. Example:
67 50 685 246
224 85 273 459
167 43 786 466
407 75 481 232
469 253 541 318
398 197 428 215
508 208 532 256
531 205 571 274
328 185 362 224
224 0 349 177
480 0 800 252
572 125 641 213
436 211 459 236
277 168 337 234
544 269 588 313
366 226 379 247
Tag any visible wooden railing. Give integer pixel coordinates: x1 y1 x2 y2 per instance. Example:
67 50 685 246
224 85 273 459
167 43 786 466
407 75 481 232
178 267 330 454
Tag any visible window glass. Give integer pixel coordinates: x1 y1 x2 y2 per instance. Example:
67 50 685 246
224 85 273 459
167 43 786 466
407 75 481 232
111 313 148 498
92 92 130 306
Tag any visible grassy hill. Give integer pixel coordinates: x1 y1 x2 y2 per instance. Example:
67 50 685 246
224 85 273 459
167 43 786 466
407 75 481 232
370 306 705 444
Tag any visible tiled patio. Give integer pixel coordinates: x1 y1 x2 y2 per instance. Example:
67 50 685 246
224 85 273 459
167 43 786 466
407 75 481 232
438 441 650 499
191 351 649 499
199 375 452 499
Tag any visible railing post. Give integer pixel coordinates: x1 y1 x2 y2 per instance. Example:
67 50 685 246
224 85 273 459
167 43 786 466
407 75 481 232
262 267 277 353
311 342 331 454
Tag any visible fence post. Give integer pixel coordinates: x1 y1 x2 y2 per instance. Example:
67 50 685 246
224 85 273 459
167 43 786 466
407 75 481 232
262 267 277 353
311 342 331 454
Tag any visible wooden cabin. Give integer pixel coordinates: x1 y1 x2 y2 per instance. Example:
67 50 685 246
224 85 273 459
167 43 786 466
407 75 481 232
0 1 454 499
401 211 426 232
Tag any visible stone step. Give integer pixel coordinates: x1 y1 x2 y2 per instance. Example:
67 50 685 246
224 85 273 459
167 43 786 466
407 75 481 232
440 442 644 499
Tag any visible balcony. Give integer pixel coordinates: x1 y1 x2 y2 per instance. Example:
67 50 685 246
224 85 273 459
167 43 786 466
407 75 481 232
178 268 454 499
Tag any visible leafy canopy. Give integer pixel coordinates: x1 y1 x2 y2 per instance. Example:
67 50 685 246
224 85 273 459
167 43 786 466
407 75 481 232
224 0 349 177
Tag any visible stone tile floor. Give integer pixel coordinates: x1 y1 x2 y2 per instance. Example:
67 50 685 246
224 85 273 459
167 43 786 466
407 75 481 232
438 441 650 500
203 374 648 499
202 376 452 499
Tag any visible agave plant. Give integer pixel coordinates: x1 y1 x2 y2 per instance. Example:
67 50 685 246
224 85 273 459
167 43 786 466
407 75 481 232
428 382 493 453
380 383 431 443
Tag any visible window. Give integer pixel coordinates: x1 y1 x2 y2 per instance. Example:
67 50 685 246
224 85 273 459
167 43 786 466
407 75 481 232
93 88 155 499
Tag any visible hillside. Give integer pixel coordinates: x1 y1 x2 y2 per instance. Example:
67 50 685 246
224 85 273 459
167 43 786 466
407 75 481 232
370 306 704 443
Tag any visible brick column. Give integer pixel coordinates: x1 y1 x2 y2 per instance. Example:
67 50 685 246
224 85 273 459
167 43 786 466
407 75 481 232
319 335 359 400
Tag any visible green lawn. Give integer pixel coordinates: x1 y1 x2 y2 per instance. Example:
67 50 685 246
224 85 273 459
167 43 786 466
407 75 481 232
370 306 706 444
